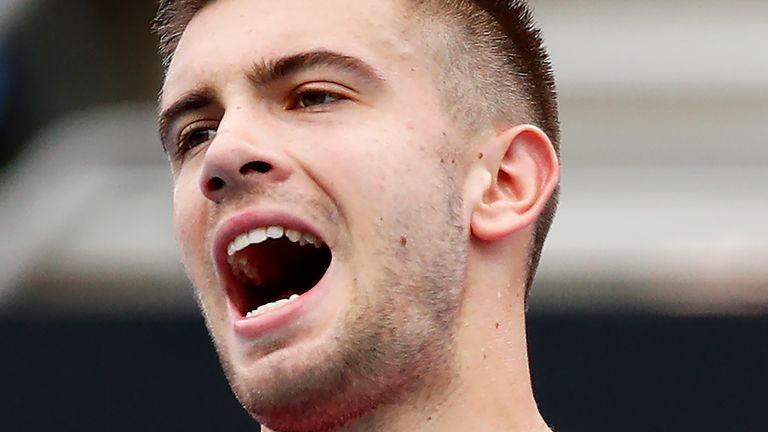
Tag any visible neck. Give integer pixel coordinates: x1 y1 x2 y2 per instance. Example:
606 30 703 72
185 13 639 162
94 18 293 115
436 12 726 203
385 256 548 432
263 237 550 432
368 235 549 432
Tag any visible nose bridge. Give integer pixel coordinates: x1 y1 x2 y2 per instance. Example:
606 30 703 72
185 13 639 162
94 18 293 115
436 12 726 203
199 109 292 202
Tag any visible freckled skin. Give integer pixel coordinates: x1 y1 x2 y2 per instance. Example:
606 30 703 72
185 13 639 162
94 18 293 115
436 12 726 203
162 0 558 431
165 0 470 430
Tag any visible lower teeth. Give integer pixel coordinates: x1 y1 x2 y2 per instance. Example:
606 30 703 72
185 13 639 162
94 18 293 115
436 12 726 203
245 294 300 318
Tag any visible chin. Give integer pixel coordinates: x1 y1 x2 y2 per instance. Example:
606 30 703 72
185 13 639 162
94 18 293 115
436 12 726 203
226 346 386 432
216 309 437 432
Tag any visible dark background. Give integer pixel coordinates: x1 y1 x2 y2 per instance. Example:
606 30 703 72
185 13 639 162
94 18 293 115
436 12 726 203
2 315 766 432
0 1 766 431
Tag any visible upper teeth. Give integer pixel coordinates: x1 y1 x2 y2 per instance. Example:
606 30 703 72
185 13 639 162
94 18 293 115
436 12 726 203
227 226 322 256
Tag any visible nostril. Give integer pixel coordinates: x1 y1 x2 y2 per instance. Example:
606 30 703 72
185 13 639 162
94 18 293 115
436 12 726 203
207 177 225 192
241 161 272 174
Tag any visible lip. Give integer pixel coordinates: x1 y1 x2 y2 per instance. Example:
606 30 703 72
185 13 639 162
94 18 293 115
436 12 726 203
212 209 331 338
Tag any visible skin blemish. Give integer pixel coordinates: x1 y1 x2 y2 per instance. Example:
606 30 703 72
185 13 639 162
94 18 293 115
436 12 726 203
400 236 407 247
495 322 500 329
483 353 488 360
478 152 484 160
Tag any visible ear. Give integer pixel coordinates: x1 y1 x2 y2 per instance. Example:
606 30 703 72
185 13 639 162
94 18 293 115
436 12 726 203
470 125 559 241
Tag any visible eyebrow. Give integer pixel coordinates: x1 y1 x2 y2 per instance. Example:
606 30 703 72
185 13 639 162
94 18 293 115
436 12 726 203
158 50 385 151
158 88 217 151
247 50 385 89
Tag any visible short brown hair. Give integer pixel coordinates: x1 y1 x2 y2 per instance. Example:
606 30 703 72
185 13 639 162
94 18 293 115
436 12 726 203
152 0 560 297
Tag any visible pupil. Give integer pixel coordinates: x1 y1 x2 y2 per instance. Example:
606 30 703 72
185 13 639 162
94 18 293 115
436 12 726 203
188 129 215 148
301 92 333 107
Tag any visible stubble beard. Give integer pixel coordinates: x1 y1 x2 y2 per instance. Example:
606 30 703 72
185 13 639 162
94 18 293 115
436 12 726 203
210 170 467 432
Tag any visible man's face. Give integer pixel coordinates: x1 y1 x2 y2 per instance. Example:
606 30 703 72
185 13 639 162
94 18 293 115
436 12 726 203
162 0 472 429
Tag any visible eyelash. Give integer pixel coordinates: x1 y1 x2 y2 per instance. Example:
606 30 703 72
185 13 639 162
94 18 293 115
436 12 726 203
287 87 349 110
171 86 351 160
174 122 218 159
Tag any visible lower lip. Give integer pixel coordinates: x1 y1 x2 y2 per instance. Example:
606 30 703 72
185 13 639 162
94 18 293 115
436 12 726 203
232 263 334 339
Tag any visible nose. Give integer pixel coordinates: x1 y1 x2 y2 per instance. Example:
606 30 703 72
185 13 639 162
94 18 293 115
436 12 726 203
199 130 292 203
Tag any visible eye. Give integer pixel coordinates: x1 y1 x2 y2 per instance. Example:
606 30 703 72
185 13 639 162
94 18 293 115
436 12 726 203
291 89 345 110
179 126 217 151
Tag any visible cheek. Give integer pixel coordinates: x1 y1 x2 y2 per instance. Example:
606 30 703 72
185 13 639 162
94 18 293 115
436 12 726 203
327 130 446 240
172 174 208 267
327 125 428 188
329 134 417 211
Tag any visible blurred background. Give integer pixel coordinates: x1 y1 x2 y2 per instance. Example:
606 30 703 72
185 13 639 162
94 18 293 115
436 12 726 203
0 0 765 431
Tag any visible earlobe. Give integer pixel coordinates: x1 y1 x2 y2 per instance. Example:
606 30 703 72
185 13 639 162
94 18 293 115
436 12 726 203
471 125 559 241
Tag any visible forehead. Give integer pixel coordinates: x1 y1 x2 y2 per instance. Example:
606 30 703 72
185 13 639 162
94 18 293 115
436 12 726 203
162 0 418 105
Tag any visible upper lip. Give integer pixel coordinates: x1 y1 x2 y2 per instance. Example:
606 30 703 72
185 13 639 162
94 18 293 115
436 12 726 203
212 209 329 300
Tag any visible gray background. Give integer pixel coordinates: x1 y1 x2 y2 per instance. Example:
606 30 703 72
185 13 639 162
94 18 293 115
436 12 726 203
1 0 765 316
0 1 765 431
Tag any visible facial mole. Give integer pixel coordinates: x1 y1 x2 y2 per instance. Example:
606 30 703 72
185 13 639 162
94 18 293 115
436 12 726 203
478 152 484 160
495 322 500 329
400 236 407 247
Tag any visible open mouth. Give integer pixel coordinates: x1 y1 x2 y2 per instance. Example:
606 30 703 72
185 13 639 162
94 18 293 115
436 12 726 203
224 226 332 318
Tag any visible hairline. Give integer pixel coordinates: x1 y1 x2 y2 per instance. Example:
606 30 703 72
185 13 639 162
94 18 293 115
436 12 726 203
154 0 559 297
